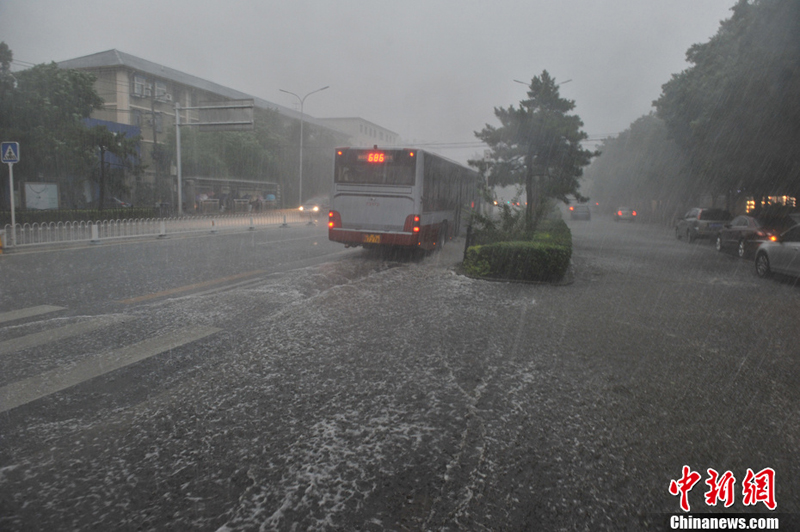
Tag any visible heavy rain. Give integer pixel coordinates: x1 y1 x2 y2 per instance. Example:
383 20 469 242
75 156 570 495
1 1 799 530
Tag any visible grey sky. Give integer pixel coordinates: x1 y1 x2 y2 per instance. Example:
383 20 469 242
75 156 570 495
2 0 735 163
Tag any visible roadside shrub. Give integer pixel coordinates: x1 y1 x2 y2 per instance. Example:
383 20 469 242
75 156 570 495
462 214 573 282
464 239 571 282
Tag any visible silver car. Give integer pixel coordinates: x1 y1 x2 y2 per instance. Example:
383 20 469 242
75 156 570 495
755 224 800 279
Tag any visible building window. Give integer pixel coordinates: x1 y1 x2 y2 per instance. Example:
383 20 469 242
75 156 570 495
134 75 146 97
155 81 167 100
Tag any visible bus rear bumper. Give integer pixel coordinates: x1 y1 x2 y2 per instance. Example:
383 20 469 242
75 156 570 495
328 228 419 247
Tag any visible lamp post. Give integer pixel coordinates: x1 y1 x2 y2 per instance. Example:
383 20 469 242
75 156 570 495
279 85 329 206
514 78 572 88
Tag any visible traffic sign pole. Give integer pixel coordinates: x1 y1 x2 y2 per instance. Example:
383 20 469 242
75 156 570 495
2 142 20 247
7 162 15 247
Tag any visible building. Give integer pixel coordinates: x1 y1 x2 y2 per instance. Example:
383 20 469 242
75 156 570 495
317 117 400 148
57 50 398 210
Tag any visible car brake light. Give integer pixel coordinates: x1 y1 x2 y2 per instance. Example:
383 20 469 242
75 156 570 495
632 211 637 216
617 210 622 216
769 235 778 241
570 206 574 211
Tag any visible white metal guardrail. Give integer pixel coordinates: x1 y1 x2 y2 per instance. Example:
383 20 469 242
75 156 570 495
1 209 322 250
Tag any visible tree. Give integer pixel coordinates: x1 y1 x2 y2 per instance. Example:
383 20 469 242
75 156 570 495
472 70 596 231
654 0 800 207
0 43 105 209
83 126 143 210
583 114 691 223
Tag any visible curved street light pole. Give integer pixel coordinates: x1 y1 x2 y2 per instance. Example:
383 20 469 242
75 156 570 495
514 78 572 88
279 85 329 206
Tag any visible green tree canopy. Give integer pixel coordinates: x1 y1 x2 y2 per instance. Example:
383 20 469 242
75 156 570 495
83 125 142 210
654 0 800 204
0 43 109 208
472 70 596 231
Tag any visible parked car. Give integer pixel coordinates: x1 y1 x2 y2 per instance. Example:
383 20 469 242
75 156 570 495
675 208 732 242
715 215 792 258
613 206 637 222
755 224 800 279
569 203 591 221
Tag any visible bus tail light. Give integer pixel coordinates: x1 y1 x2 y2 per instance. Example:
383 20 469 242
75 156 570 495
328 210 341 229
404 214 421 233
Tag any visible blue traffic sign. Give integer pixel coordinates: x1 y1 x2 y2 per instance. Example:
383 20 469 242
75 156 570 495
2 142 20 164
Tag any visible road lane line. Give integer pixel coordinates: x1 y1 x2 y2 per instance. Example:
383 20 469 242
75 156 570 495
0 305 66 325
120 270 266 304
0 325 221 413
0 316 128 357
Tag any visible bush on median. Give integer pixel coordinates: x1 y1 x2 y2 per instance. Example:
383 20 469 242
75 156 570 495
462 212 572 282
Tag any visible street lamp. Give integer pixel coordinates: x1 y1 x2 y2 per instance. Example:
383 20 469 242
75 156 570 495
279 85 329 206
514 78 572 87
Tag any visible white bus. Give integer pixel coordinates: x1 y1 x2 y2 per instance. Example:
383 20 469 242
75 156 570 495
328 147 481 251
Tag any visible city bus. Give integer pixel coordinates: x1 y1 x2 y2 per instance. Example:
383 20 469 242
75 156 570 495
328 147 482 251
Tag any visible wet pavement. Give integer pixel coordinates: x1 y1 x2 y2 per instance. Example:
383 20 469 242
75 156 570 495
1 218 798 530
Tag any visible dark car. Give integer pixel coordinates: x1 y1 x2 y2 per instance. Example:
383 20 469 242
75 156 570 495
715 215 793 258
569 203 591 221
676 207 732 242
755 224 800 279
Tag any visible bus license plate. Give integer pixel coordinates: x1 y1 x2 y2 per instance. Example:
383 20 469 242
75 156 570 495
363 234 381 244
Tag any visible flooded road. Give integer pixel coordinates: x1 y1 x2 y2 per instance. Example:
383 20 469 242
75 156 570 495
1 218 797 530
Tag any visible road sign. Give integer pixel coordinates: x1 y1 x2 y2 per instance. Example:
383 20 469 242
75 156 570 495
2 142 20 164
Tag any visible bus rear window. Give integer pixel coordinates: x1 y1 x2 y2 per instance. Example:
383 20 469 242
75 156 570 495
335 151 416 185
335 163 415 186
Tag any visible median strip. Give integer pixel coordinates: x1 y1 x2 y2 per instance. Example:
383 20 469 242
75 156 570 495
0 325 221 413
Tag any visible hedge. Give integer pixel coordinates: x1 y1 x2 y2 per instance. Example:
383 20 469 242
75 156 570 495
462 219 572 282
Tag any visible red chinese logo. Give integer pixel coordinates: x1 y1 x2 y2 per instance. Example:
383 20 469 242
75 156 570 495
704 469 736 508
742 468 776 510
669 465 702 512
669 466 776 512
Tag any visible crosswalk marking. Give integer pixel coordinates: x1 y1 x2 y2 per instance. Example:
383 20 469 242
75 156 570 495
0 316 127 357
0 305 66 325
0 325 221 413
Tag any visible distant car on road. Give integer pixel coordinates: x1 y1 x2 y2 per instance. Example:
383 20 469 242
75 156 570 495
676 208 732 243
613 207 637 222
755 225 800 279
299 196 329 218
569 203 591 221
715 215 791 259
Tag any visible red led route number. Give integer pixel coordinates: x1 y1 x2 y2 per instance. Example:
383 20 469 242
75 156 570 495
356 151 390 163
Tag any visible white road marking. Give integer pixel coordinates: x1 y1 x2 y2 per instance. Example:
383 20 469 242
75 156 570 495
0 325 221 413
0 305 66 325
0 316 129 357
